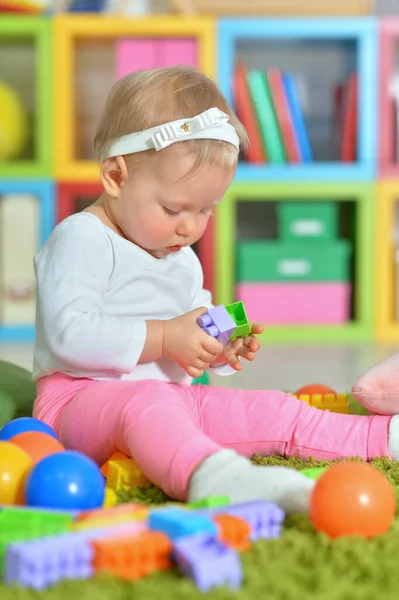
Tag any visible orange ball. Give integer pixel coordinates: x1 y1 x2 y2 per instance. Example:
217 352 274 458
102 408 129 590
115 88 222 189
296 384 336 396
10 431 65 464
310 462 396 539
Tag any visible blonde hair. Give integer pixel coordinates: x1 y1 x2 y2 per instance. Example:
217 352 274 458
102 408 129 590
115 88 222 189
94 65 249 174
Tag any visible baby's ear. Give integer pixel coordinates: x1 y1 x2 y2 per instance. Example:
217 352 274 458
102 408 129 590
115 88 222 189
100 156 128 197
352 353 399 415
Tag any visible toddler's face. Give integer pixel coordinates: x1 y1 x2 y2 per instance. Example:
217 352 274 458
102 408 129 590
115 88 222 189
114 147 236 258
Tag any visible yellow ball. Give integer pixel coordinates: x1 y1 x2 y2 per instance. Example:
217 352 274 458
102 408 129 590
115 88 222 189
0 441 33 504
0 81 28 160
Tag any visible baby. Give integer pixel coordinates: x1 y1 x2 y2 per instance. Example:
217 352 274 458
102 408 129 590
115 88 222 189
33 66 399 515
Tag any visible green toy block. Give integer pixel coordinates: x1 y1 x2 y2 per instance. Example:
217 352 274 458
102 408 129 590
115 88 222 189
237 240 351 282
225 301 251 340
0 508 72 574
277 202 338 242
301 467 328 481
188 495 231 509
0 506 73 530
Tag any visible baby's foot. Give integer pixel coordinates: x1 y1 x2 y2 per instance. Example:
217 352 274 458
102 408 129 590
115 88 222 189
188 449 314 514
352 353 399 415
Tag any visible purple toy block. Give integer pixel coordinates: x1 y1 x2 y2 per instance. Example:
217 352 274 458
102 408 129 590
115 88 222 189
173 533 242 592
4 522 144 589
212 500 285 541
197 305 236 345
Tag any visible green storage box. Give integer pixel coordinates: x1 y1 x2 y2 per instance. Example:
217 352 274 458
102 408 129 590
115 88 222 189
237 239 351 282
277 202 338 241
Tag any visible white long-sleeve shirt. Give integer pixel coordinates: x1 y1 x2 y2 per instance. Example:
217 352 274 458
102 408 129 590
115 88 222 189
33 212 233 383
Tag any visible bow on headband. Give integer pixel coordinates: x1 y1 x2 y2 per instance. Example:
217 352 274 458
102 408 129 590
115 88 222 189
104 107 240 160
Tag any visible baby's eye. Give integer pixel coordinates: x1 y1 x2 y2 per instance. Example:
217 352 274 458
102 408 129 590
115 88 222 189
163 206 180 217
201 208 214 215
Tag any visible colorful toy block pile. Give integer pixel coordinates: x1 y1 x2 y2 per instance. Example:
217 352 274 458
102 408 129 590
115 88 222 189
1 497 285 592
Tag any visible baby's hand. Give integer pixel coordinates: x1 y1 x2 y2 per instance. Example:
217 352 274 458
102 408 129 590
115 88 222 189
210 322 264 371
162 307 224 378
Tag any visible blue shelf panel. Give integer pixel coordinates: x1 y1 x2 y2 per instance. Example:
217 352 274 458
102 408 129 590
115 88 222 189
0 179 55 343
235 163 375 182
0 179 55 245
218 17 378 180
0 327 35 343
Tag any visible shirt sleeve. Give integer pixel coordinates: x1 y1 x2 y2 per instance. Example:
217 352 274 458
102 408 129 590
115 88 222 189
188 248 236 378
35 218 147 375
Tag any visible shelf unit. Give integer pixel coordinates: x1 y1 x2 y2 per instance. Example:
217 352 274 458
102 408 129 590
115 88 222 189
1 13 398 343
215 183 374 342
0 180 55 342
53 14 215 181
0 16 52 178
379 19 399 178
375 180 399 342
218 17 378 182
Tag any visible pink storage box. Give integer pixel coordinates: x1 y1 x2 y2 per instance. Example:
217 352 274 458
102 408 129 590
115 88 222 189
236 282 351 325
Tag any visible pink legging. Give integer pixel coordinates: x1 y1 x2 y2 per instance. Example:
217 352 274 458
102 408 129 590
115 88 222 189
34 374 391 501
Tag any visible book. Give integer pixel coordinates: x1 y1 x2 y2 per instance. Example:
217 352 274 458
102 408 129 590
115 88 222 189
247 70 286 164
233 63 267 163
340 73 358 162
267 68 301 163
282 73 313 162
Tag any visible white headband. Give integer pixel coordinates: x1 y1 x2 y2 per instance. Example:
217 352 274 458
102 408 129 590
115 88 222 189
103 107 240 160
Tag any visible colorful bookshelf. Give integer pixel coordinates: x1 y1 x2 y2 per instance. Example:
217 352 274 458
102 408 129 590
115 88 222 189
53 14 215 182
0 180 55 342
375 181 399 342
0 16 52 178
215 183 374 342
218 17 377 182
379 19 399 178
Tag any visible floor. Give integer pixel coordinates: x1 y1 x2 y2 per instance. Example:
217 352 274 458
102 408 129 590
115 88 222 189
4 341 399 393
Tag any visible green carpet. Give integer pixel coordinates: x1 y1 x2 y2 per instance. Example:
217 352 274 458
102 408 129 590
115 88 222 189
2 398 399 599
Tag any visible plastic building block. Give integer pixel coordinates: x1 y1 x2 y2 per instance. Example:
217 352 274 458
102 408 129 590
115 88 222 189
149 508 217 540
173 533 242 592
197 305 236 345
212 500 285 541
301 467 328 480
74 502 148 530
292 393 349 414
103 486 117 508
188 496 231 509
4 522 144 589
213 514 251 552
225 301 251 340
107 459 151 493
100 450 129 478
92 530 172 580
0 507 73 575
0 506 74 531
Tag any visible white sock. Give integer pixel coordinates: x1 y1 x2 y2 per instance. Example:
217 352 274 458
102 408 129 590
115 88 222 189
388 415 399 459
188 449 315 514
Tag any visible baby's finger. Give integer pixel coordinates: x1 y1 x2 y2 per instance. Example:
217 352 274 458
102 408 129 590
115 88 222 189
238 346 256 361
192 358 211 370
201 333 224 357
227 355 242 370
186 366 205 378
199 349 219 363
251 322 265 335
243 336 261 352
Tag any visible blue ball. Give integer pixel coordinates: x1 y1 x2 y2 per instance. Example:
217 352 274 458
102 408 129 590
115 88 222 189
0 417 58 441
25 450 105 510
